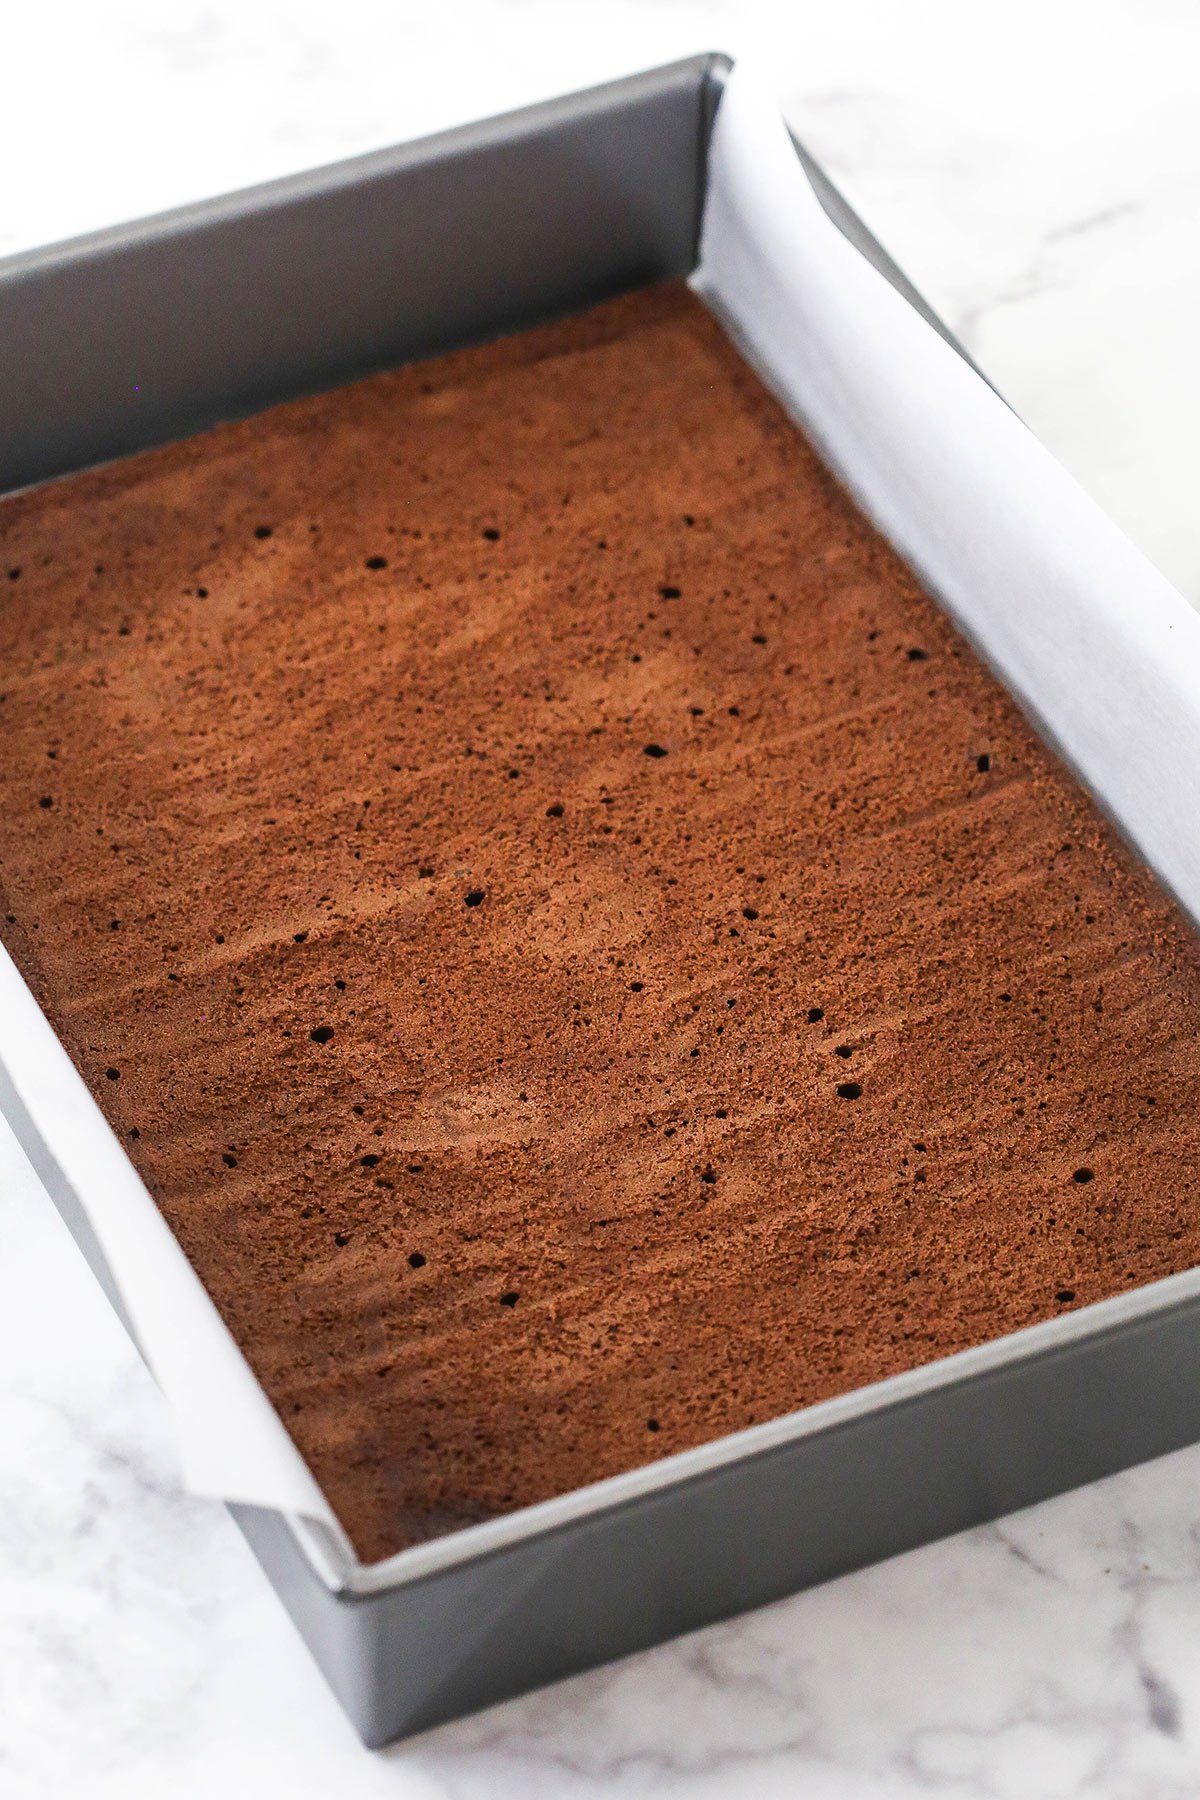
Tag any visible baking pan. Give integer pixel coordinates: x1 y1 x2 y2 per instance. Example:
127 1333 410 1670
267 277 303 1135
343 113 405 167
7 51 1200 1749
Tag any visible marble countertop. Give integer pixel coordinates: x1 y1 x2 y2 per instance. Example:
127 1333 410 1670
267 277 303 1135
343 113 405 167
4 4 1200 1793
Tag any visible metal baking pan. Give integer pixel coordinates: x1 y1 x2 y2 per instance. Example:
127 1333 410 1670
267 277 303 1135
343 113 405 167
6 51 1200 1748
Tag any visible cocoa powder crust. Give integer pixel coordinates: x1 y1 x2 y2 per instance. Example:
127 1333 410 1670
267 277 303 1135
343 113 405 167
2 283 1199 1560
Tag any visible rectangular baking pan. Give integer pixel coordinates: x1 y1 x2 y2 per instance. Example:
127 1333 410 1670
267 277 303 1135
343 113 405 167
6 51 1200 1748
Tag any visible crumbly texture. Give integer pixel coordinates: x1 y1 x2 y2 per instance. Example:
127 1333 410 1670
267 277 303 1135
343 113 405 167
3 282 1200 1561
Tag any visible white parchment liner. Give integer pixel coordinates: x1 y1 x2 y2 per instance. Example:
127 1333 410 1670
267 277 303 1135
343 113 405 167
4 60 1197 1532
0 943 341 1529
693 63 1200 930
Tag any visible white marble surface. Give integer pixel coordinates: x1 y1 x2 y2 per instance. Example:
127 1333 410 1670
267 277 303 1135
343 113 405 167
4 3 1200 1793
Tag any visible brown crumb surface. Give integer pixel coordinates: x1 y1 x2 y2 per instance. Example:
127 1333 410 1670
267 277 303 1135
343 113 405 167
3 282 1200 1561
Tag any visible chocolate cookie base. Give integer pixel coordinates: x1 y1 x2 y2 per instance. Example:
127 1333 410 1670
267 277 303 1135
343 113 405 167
3 283 1200 1561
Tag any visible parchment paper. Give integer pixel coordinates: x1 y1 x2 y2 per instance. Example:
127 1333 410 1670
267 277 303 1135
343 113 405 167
0 943 342 1532
692 62 1200 934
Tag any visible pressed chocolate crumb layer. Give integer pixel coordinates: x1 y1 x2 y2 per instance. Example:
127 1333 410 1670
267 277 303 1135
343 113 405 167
4 283 1200 1561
